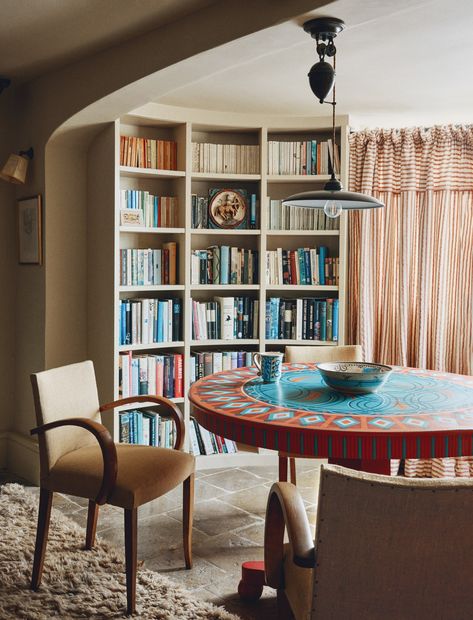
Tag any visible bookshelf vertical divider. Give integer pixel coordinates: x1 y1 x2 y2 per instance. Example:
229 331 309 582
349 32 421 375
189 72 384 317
87 109 350 469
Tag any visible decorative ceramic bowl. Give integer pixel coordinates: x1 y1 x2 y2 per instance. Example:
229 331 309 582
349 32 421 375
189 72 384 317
316 362 393 395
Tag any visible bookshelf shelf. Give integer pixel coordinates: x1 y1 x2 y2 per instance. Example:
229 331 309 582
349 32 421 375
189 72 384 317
265 285 339 292
192 172 261 181
266 229 340 237
120 166 186 179
267 174 332 183
88 109 348 465
114 398 185 412
190 229 261 236
190 339 259 347
119 226 185 235
119 285 185 292
118 342 185 352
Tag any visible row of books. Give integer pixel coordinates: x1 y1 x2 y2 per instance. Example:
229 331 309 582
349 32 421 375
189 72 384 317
119 410 176 448
190 350 255 383
119 244 177 287
120 135 178 170
191 247 259 285
191 142 260 174
267 200 340 231
265 297 339 341
119 352 184 398
192 297 259 341
119 298 182 345
191 191 258 229
120 190 178 228
267 139 340 176
189 417 238 456
265 247 339 286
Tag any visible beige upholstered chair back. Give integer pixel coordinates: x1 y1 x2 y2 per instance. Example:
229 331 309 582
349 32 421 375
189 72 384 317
31 360 101 476
284 344 362 364
311 465 473 619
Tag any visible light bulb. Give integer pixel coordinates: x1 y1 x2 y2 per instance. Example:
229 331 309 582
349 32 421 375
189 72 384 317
324 199 342 219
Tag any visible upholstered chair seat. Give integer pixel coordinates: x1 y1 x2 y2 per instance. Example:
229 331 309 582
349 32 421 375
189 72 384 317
46 443 195 510
29 360 195 615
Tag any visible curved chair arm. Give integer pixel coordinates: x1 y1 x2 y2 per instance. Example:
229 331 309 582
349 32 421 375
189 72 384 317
99 395 185 450
264 482 316 589
31 417 117 506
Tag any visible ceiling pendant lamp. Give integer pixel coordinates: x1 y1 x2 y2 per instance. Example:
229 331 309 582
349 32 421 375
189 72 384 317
282 17 384 217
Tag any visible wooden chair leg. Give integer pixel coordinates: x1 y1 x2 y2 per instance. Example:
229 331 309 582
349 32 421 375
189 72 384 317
31 488 53 590
278 454 288 482
124 508 137 616
289 457 297 485
85 500 99 550
183 473 194 569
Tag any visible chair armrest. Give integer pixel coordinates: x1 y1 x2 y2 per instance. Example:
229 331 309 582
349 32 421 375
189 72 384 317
264 482 316 589
31 417 117 506
99 395 185 450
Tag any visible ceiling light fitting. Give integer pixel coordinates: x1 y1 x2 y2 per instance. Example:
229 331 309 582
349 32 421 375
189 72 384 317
282 17 384 218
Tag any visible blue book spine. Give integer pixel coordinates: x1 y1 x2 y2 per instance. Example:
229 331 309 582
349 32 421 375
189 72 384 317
319 301 327 341
131 358 139 396
297 249 306 285
319 246 327 285
250 194 257 228
157 302 164 342
332 299 339 342
130 411 135 444
265 300 271 339
154 197 158 228
137 411 143 445
311 140 317 175
270 298 279 340
120 301 126 345
303 249 311 284
220 246 230 284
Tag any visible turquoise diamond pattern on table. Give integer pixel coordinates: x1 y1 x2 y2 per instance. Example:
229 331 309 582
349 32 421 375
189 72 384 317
300 414 325 426
238 406 272 416
403 417 427 428
369 418 394 429
334 417 360 429
266 411 295 422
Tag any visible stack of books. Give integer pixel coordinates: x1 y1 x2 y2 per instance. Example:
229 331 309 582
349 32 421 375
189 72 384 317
265 246 338 286
119 298 182 345
267 200 340 230
267 139 339 175
192 143 260 174
192 296 259 340
120 190 178 228
120 243 177 286
120 135 177 170
189 417 238 456
119 410 176 448
265 297 339 341
119 352 184 398
190 350 254 382
191 246 259 285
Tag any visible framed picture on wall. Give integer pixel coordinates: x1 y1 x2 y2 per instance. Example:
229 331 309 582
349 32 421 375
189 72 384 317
18 195 42 265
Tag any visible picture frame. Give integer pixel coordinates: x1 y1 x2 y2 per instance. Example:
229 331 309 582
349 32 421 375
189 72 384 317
120 208 144 227
208 188 248 229
18 195 42 265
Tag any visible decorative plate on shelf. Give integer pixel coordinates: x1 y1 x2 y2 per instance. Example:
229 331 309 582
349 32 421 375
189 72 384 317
208 188 247 229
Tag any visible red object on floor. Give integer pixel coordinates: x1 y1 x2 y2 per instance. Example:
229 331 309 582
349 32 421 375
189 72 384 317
238 561 266 601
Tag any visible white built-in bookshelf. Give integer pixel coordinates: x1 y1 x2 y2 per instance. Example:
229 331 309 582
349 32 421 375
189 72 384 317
87 105 349 469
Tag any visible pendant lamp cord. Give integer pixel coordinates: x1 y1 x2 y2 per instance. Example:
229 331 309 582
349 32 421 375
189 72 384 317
331 49 336 179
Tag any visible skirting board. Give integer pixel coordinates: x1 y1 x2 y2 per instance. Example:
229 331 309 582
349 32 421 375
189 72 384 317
6 432 40 485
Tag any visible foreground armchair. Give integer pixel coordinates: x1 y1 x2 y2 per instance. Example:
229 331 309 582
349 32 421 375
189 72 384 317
30 360 195 615
265 464 473 620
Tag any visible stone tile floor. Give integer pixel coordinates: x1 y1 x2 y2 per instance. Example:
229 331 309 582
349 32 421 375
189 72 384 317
0 461 323 620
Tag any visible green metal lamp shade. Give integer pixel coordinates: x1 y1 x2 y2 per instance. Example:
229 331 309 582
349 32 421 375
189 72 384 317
282 189 384 210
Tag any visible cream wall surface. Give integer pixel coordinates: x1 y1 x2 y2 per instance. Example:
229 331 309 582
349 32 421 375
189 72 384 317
3 0 330 479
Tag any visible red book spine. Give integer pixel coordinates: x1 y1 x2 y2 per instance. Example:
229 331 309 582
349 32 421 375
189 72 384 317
289 251 297 285
163 248 169 284
174 354 183 398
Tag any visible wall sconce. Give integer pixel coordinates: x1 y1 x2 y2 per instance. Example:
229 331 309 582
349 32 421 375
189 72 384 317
0 148 34 184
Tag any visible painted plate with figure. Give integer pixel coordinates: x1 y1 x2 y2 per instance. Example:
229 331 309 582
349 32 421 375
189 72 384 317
208 188 247 229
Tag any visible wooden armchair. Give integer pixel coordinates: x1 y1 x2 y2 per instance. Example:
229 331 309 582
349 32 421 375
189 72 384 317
265 464 473 620
281 345 362 484
30 360 195 616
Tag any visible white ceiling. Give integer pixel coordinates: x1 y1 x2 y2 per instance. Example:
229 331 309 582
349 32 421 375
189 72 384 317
153 0 473 127
0 0 215 82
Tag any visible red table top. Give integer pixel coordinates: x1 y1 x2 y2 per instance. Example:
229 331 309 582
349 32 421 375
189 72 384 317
188 363 473 460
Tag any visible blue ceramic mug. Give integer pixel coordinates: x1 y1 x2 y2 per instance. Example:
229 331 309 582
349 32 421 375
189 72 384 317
254 352 284 383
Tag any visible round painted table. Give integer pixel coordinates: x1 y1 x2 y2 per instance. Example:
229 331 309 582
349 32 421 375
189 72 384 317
189 362 473 598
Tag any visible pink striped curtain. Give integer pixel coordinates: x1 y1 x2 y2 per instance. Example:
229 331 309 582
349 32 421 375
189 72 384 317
348 126 473 376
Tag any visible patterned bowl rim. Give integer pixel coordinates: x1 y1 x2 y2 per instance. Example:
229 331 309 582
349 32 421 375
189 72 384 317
316 362 393 375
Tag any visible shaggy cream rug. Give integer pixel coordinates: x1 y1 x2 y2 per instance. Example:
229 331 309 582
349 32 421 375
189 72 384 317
0 484 240 619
